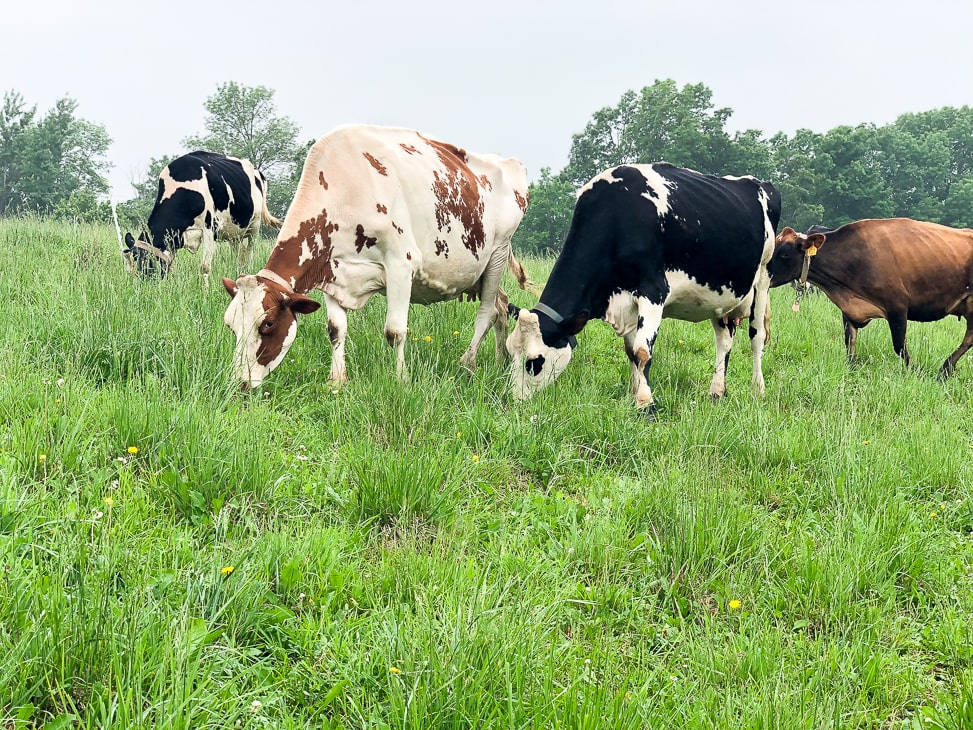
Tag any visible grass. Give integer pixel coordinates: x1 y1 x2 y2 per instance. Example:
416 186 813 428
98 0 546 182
1 216 973 728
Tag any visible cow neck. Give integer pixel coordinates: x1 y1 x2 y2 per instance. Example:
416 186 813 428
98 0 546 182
256 268 294 293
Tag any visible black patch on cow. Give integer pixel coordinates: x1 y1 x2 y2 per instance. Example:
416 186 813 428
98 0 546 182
525 354 546 376
204 210 212 228
637 315 644 330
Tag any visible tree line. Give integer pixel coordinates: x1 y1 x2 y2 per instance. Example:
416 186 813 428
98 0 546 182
3 79 972 255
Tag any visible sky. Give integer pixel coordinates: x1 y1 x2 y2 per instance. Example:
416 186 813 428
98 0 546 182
4 0 972 201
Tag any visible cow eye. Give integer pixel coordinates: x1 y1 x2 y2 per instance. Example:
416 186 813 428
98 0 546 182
261 319 275 331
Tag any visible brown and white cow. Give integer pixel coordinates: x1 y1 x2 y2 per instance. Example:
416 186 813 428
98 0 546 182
222 124 531 390
769 218 973 376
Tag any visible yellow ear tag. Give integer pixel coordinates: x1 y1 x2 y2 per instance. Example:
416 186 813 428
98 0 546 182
807 245 818 257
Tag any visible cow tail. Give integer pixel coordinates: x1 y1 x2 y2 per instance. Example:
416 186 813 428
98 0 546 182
508 250 541 295
262 206 283 230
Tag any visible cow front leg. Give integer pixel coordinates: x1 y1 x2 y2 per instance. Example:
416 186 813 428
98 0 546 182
941 318 973 378
843 315 859 363
384 267 414 381
324 293 349 384
888 313 911 366
237 234 255 277
709 316 737 399
628 296 664 411
199 229 217 290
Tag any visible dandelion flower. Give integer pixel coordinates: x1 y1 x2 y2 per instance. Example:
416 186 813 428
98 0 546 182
389 666 402 675
453 330 459 336
472 454 480 463
424 335 432 342
127 446 139 455
456 432 462 438
728 599 742 611
103 496 114 507
861 440 870 446
221 566 235 576
38 454 47 463
930 512 938 518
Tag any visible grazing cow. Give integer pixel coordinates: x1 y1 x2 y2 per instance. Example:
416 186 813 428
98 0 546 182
769 218 973 376
123 151 282 286
506 163 781 412
222 124 531 390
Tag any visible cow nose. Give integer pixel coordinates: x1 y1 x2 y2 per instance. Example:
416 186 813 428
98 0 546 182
239 381 252 393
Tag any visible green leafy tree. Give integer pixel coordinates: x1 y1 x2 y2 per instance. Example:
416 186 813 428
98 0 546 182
511 168 576 256
0 91 111 219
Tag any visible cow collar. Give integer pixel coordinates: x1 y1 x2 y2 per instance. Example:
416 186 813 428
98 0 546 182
256 268 294 292
533 301 564 324
797 252 812 288
131 240 173 267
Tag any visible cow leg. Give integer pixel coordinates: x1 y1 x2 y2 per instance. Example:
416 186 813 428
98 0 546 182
941 318 973 378
747 272 771 396
627 296 664 411
888 313 911 367
324 293 349 384
492 287 511 363
238 234 255 277
384 267 414 381
843 315 859 363
709 317 737 400
199 229 218 290
460 246 509 372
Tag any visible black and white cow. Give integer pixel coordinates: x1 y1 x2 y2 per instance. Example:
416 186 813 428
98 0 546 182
506 163 782 412
123 151 281 286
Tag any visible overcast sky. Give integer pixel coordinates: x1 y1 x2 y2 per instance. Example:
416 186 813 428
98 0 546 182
4 0 972 200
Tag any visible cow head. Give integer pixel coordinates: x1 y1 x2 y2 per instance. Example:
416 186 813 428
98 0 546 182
222 275 321 390
506 305 587 400
123 231 175 278
767 226 827 287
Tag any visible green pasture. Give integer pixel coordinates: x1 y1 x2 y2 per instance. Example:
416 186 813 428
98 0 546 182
2 217 973 729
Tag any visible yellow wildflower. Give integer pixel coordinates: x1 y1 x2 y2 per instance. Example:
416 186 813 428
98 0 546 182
127 446 139 455
389 666 402 675
472 454 480 463
221 566 235 576
424 335 432 342
728 599 742 611
453 330 459 336
103 496 114 507
38 454 47 462
861 440 870 446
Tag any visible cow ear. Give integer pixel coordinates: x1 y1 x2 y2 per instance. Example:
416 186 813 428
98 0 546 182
779 226 795 237
563 310 589 337
222 277 239 298
802 233 826 253
507 303 521 320
286 293 322 315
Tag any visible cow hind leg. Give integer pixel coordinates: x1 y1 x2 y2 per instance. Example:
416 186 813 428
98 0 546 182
843 316 860 363
238 234 255 276
709 317 737 400
324 294 349 384
747 271 771 396
491 287 511 363
888 313 911 367
459 246 509 373
941 317 973 378
384 266 415 381
199 229 218 290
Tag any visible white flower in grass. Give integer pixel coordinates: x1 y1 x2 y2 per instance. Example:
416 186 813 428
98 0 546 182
250 700 262 713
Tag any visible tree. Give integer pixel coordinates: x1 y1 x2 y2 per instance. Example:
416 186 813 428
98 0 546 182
183 82 303 218
0 91 111 219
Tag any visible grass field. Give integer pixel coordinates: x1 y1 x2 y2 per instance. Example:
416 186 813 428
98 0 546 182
2 216 973 729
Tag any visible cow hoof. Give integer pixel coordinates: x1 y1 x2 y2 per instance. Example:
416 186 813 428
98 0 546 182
636 402 657 421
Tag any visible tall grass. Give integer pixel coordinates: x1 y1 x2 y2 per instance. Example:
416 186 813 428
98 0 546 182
1 216 972 728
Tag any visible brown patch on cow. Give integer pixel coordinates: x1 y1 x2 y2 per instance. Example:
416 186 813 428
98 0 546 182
267 208 339 291
255 290 292 367
400 143 420 155
318 171 329 190
376 203 388 214
478 174 493 191
435 239 449 258
363 152 388 176
355 224 378 253
406 252 412 260
419 134 486 257
515 190 529 213
391 221 404 235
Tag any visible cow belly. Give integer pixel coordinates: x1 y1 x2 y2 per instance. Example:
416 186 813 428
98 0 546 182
662 271 748 322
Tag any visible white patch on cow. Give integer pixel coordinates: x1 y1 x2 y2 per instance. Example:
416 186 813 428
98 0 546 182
757 188 776 263
605 290 639 336
506 310 573 400
636 166 675 218
662 271 750 322
298 239 315 267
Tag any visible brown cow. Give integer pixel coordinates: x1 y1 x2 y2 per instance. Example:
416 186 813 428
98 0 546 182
768 218 973 376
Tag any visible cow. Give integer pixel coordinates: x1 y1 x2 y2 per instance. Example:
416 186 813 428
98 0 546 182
768 218 973 377
123 151 282 286
221 124 532 390
506 163 782 414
